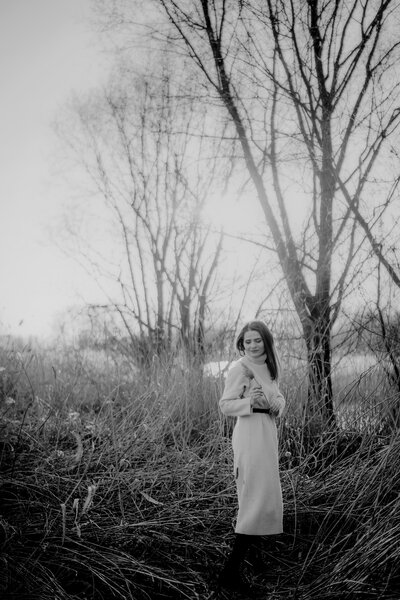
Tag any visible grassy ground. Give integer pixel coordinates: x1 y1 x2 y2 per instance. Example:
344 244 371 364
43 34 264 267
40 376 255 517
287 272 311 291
1 341 400 599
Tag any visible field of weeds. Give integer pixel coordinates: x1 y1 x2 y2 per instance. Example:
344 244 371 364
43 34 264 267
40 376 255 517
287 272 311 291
1 338 400 599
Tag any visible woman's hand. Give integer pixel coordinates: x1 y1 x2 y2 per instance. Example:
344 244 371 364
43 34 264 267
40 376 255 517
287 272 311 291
250 386 270 409
250 386 281 416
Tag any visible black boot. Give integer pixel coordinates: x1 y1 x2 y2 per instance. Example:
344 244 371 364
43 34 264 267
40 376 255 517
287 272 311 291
218 534 256 595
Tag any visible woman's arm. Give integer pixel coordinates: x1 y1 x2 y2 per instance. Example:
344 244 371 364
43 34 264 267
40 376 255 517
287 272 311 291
219 363 252 417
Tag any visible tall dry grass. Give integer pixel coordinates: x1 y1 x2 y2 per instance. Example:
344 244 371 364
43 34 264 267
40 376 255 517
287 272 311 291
1 339 400 599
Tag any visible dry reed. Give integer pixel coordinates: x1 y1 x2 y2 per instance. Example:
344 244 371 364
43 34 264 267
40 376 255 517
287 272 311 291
1 342 399 599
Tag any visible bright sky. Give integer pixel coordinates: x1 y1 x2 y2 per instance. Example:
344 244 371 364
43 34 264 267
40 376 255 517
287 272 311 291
0 0 110 338
0 0 270 341
0 0 306 341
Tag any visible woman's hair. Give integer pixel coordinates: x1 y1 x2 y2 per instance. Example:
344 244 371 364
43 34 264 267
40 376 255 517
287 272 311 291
236 320 280 380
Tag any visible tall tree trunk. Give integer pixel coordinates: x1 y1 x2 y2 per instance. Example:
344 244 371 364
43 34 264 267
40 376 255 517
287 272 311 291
304 308 335 427
196 293 206 360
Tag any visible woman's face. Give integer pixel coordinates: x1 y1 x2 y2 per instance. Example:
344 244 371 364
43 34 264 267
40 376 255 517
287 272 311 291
243 329 265 359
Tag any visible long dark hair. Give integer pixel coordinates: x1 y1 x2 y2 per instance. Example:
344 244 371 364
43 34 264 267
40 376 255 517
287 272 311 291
236 320 279 380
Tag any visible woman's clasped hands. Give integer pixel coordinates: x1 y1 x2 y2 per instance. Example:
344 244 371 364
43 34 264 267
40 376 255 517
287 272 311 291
250 385 269 409
250 385 280 415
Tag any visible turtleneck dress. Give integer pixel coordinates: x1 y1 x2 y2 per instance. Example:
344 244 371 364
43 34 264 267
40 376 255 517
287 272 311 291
219 354 285 535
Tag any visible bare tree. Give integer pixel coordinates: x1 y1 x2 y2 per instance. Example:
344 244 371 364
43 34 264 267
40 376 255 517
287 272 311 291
58 66 224 358
132 0 400 425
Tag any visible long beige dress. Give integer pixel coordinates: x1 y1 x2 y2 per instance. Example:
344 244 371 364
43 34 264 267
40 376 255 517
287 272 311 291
219 355 285 535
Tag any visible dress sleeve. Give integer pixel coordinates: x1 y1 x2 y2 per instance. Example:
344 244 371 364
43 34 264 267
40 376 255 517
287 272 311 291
219 362 252 417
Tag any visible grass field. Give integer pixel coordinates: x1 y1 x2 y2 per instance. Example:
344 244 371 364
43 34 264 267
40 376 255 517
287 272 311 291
1 339 400 599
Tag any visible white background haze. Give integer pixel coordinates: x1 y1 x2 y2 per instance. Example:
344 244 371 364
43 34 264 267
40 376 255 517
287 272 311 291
0 0 111 338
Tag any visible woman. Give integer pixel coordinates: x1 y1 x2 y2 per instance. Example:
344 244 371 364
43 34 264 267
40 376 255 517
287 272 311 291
218 320 285 593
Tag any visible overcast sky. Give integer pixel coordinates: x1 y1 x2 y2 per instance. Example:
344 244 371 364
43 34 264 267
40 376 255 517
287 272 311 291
0 0 269 340
0 0 111 338
2 1 367 341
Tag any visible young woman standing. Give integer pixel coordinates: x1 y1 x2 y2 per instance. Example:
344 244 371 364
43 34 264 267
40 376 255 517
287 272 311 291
218 320 285 593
